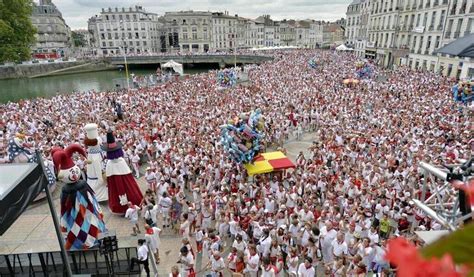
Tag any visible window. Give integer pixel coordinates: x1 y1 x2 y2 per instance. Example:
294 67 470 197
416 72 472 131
133 14 137 21
435 35 440 48
439 10 446 29
136 41 140 46
106 15 109 20
192 33 197 40
102 42 106 47
119 15 123 20
126 15 130 20
430 11 436 29
192 27 197 32
183 33 188 39
454 18 463 38
416 13 421 26
107 33 112 39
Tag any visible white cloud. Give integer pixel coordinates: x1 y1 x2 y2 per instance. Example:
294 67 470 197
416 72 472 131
48 0 351 29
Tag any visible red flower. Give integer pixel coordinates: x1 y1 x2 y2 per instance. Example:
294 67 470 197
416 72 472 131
451 179 474 205
385 237 468 277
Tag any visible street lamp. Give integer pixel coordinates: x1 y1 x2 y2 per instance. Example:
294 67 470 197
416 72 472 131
119 20 130 91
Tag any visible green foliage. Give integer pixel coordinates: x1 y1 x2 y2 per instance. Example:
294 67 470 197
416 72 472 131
0 0 36 63
421 223 474 270
72 31 86 47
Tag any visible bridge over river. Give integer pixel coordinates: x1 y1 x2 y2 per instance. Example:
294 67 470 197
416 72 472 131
105 54 274 68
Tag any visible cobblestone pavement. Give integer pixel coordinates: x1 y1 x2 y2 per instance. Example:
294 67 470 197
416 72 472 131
0 132 315 276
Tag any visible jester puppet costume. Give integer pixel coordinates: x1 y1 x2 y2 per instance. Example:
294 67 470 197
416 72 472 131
52 144 107 250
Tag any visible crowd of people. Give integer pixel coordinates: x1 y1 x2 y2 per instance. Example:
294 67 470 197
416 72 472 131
0 49 471 276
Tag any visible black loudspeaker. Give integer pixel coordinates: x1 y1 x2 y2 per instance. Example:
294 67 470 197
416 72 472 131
99 235 118 255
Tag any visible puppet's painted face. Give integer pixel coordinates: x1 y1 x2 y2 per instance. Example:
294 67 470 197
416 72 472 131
58 166 81 184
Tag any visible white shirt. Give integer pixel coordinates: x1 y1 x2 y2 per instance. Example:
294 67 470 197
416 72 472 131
297 263 315 277
137 244 148 261
246 254 260 272
125 206 139 221
210 256 225 272
261 267 276 277
180 252 194 271
159 197 172 210
331 239 348 257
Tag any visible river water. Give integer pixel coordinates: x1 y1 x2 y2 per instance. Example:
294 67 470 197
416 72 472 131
0 67 211 103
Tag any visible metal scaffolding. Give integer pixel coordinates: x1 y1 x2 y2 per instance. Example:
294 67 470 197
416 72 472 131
412 161 473 232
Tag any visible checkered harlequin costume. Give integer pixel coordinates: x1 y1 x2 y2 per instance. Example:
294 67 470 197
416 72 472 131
60 180 107 250
52 144 107 250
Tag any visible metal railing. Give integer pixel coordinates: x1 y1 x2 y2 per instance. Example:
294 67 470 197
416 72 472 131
0 247 138 276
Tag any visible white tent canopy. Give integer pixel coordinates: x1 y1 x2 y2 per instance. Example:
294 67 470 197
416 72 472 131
335 44 354 51
161 60 184 76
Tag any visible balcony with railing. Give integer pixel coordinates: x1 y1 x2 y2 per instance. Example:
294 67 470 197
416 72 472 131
444 31 451 38
453 31 460 38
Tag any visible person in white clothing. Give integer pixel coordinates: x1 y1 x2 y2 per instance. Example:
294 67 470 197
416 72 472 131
244 245 260 277
144 224 161 264
297 257 315 277
131 152 140 178
331 232 348 260
129 239 150 276
320 222 338 263
125 202 141 236
208 251 225 277
159 192 172 227
179 246 195 277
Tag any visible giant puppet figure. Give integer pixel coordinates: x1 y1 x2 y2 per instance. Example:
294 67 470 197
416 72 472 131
83 123 108 202
52 144 107 250
101 130 143 214
8 133 56 199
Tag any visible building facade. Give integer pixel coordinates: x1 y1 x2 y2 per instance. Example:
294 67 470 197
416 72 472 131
88 6 162 55
163 11 213 53
345 0 362 48
31 0 72 58
348 0 473 78
211 12 239 51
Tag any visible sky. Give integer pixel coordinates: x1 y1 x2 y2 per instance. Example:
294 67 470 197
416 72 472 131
46 0 352 30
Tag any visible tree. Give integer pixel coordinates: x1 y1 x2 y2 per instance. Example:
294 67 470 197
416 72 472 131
0 0 36 63
72 31 86 48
